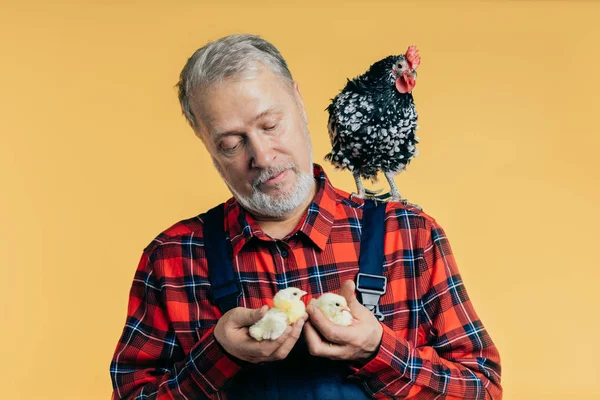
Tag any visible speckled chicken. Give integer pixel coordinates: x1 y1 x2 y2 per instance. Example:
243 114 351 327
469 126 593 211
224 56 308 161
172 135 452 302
324 46 421 202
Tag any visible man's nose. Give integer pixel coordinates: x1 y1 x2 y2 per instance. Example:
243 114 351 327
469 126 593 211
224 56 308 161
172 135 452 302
249 134 276 169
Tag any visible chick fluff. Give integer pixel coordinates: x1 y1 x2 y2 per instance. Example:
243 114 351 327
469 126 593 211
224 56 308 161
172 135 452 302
249 287 307 341
312 293 354 326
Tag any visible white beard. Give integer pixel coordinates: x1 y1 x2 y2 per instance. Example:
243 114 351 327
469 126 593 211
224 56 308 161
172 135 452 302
224 161 315 218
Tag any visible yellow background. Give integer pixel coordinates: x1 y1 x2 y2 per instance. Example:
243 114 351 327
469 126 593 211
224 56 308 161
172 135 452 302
2 0 599 399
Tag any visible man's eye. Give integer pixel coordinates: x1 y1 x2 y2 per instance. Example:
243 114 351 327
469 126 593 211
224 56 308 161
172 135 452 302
265 123 278 131
220 138 242 152
222 144 238 152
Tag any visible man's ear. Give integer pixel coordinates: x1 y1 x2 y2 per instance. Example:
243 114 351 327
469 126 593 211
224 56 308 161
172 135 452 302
293 81 309 125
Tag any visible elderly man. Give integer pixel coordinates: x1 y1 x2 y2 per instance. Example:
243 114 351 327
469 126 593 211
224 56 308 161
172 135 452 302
110 34 502 399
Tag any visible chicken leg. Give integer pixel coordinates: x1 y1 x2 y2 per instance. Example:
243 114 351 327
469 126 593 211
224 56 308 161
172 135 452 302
352 172 382 199
384 171 403 202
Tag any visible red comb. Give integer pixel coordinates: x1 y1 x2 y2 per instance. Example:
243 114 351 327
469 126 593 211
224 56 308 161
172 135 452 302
405 46 420 70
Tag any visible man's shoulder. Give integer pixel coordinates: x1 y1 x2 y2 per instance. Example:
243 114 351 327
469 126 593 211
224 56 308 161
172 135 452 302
380 201 442 238
142 201 229 256
331 186 438 228
384 200 437 224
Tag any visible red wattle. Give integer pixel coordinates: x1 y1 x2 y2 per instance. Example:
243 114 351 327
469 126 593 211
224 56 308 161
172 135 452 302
395 76 412 93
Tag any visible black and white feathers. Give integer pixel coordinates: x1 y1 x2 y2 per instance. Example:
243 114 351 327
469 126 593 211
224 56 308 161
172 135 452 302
324 47 421 202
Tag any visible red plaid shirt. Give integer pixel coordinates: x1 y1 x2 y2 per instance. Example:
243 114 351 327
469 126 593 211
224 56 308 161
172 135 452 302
110 164 502 399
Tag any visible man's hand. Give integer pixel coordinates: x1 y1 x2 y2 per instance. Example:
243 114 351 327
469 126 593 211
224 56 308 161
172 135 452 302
214 305 308 364
304 280 383 362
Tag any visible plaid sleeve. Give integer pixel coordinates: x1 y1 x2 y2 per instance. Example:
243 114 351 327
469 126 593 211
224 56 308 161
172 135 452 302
351 222 502 399
110 251 243 400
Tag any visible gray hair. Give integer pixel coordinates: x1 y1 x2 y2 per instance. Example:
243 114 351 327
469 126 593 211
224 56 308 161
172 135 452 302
176 34 294 130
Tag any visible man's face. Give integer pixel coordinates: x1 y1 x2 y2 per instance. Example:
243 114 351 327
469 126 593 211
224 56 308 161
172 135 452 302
191 65 315 218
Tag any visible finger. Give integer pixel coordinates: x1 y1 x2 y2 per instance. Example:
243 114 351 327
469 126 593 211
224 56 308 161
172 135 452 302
304 321 347 359
233 305 268 327
275 325 294 344
271 318 305 360
339 280 364 313
307 304 350 344
303 320 324 350
339 280 356 303
340 280 377 319
250 325 293 359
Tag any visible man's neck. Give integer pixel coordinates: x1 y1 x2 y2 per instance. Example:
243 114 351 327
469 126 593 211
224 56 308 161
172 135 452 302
251 182 317 240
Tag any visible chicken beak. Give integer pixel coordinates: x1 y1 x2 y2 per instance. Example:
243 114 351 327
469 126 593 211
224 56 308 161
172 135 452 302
343 306 351 312
299 290 307 298
395 71 416 93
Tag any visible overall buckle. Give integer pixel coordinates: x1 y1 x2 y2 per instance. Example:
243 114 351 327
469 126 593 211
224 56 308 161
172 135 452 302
356 273 387 321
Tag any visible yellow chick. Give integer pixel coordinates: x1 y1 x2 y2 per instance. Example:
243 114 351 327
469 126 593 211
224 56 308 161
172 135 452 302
312 293 354 326
249 287 307 341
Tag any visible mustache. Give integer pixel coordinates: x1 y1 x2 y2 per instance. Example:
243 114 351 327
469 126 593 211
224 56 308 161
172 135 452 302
253 163 297 187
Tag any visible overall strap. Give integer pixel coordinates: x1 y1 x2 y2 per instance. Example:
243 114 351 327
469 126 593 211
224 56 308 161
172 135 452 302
356 199 387 321
202 203 240 314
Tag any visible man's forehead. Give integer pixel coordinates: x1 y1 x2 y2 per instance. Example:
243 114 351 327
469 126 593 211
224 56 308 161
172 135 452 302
210 106 285 136
191 70 295 135
192 85 283 117
206 103 283 123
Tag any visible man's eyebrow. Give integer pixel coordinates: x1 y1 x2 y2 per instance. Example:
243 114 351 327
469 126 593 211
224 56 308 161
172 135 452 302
253 107 283 121
213 107 283 137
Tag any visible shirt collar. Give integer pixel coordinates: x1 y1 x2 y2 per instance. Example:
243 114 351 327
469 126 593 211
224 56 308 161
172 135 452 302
226 164 337 256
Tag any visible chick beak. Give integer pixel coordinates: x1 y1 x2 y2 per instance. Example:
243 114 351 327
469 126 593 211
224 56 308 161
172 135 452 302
343 306 351 313
299 290 307 298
